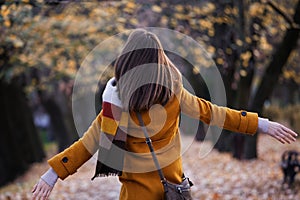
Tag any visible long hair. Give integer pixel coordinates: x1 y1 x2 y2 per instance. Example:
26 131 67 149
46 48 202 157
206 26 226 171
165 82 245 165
114 29 181 112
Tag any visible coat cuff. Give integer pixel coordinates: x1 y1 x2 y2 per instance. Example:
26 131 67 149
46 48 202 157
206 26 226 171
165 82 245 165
238 110 258 135
48 140 92 180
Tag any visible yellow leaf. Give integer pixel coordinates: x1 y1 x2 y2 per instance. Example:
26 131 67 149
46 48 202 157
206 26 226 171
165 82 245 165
253 35 259 41
4 19 11 27
207 46 215 54
87 26 97 33
240 51 252 61
189 18 197 26
126 1 136 10
68 60 76 70
152 5 162 13
208 29 215 37
174 13 187 20
236 39 243 47
216 58 224 65
123 2 137 14
8 35 24 48
280 24 287 31
117 17 126 23
116 24 125 32
170 18 178 27
175 5 184 12
201 2 216 15
232 7 239 16
240 69 247 77
199 19 213 30
123 7 134 14
245 37 252 44
283 69 292 79
160 16 168 26
1 6 10 17
193 7 201 15
224 6 231 15
249 3 265 16
253 23 260 31
226 48 232 55
129 18 139 25
260 36 272 52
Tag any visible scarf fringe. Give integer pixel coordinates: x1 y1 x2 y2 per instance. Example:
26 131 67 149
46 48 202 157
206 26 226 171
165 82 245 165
91 172 122 180
92 140 126 180
91 160 123 180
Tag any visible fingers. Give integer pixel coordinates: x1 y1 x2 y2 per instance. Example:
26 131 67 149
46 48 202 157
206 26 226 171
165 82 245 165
282 125 298 138
268 121 298 144
278 124 297 144
32 183 37 193
44 183 53 200
32 179 52 200
272 132 285 144
281 129 296 143
46 188 52 199
42 187 49 200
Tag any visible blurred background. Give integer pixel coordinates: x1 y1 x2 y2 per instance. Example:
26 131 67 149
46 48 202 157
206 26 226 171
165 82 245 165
0 0 300 199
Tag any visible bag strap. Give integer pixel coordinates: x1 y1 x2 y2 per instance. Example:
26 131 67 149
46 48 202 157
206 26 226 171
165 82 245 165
136 112 167 184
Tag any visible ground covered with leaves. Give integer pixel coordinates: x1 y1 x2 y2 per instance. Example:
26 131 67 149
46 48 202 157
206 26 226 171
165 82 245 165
1 134 300 200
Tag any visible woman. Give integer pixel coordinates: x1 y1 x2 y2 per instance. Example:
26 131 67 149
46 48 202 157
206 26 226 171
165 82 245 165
32 29 297 200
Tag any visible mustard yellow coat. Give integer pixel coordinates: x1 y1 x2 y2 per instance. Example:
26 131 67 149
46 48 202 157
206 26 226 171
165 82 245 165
48 86 258 200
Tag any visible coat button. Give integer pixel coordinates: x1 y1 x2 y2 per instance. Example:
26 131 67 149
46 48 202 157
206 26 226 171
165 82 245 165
62 157 68 163
241 111 247 117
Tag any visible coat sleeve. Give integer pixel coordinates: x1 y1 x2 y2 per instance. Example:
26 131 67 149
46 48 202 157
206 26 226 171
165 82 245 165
180 88 258 135
47 112 102 180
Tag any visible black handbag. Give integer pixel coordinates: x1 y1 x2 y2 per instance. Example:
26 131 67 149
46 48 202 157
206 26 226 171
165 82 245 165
136 112 193 200
163 176 193 200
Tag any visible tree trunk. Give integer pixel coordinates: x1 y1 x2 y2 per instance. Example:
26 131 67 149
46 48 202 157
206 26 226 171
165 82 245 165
232 60 255 159
40 95 76 152
31 66 78 152
250 32 300 113
212 4 238 152
245 1 300 159
0 81 45 186
238 67 257 160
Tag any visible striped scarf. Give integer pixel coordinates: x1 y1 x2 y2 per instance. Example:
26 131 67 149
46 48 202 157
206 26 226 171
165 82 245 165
92 78 128 179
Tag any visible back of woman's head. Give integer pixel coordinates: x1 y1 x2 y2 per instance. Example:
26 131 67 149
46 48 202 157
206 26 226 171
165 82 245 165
114 29 181 112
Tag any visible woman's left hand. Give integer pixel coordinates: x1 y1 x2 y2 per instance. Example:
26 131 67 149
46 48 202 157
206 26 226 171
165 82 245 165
266 121 298 144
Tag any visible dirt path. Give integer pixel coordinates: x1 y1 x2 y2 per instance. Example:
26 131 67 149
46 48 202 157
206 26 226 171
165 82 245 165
1 134 300 200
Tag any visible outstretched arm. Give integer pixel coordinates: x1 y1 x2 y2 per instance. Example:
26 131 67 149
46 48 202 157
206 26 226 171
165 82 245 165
180 88 297 143
32 113 102 200
180 88 258 134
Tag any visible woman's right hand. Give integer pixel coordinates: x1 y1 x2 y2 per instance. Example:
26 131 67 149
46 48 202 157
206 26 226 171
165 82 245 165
32 179 53 200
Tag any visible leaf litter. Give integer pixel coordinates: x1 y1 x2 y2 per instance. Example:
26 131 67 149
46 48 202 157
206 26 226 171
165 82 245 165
1 134 300 200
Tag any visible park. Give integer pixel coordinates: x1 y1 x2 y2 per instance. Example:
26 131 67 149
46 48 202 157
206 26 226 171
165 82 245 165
0 0 300 199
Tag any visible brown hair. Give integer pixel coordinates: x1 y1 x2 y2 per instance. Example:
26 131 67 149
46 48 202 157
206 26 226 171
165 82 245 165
114 29 181 112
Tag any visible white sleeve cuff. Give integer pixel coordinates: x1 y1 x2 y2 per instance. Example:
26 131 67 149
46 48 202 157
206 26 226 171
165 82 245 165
41 167 58 187
258 117 269 133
